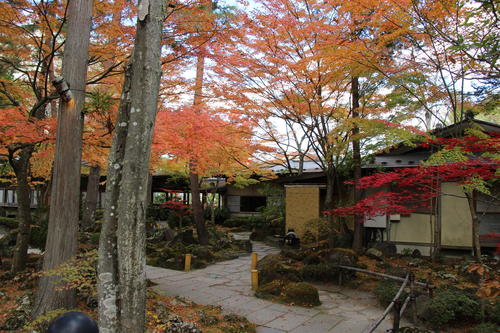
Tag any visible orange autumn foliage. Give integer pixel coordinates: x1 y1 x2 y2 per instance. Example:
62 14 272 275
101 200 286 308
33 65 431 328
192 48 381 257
153 105 268 179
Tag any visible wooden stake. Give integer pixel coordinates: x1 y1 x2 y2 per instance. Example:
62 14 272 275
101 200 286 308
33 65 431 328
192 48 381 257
185 254 192 272
251 253 258 270
251 269 258 290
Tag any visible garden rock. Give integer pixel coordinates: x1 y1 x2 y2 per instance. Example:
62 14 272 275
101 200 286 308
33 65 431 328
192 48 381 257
327 248 358 266
164 315 201 333
281 282 321 307
371 242 397 257
366 248 384 261
328 232 353 248
411 249 422 258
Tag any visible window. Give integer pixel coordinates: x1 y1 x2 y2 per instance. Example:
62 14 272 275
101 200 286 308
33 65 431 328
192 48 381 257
153 192 167 204
0 189 4 203
6 190 15 204
240 196 266 213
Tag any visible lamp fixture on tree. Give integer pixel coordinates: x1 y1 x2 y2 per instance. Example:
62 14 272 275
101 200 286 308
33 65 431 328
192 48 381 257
52 77 73 102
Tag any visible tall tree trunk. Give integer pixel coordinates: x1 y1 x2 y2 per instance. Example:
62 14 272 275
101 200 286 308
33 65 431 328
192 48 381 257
33 0 93 317
97 62 133 333
97 0 164 330
351 76 364 251
189 37 209 246
10 146 34 272
82 165 100 230
431 175 441 262
325 167 338 248
465 191 481 261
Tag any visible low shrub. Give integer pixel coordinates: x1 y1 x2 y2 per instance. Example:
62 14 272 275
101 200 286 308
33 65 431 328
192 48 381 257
467 322 500 333
420 289 482 326
281 282 320 307
485 299 500 324
374 279 408 306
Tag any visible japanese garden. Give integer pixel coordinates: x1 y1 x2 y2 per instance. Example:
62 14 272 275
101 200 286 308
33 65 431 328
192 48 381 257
0 0 498 332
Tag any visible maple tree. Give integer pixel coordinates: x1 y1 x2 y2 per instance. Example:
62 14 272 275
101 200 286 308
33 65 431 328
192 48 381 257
327 134 500 261
333 0 499 129
0 0 133 273
211 0 411 246
0 0 65 273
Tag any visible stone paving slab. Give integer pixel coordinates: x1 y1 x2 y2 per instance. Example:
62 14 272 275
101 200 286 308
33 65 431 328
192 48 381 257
147 233 409 332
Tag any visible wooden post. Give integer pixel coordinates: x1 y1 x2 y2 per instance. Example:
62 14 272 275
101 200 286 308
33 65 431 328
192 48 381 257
251 269 258 290
251 253 258 270
409 272 417 323
185 254 192 272
393 299 401 332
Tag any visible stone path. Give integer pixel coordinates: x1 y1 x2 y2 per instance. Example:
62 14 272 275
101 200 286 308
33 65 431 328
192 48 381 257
147 233 406 332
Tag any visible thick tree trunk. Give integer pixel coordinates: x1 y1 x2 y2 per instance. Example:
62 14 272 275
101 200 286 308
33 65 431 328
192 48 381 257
351 77 364 251
33 0 93 317
97 62 133 333
465 192 481 261
10 146 34 272
82 165 100 230
97 0 164 331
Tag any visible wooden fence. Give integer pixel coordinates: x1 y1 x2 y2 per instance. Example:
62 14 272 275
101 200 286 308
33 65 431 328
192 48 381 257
335 265 434 333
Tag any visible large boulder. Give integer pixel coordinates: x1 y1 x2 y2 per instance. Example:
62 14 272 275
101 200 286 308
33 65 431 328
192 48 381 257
257 254 302 285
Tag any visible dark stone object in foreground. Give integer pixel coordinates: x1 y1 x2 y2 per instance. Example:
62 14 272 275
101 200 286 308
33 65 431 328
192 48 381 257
47 312 98 333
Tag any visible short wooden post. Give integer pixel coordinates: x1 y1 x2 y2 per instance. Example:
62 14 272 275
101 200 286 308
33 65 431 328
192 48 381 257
393 299 401 332
184 253 192 272
251 252 258 270
251 269 258 290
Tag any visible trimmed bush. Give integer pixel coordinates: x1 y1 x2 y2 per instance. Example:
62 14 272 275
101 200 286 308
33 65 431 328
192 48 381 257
281 282 320 307
374 279 408 306
420 289 482 326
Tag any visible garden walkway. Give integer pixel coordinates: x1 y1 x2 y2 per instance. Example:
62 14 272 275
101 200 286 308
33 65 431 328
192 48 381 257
146 232 407 332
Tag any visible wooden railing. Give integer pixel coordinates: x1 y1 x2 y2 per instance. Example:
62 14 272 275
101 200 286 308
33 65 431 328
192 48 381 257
334 265 434 333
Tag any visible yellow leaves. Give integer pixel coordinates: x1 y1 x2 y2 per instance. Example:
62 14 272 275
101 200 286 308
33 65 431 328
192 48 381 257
476 280 500 298
466 263 488 277
466 263 500 298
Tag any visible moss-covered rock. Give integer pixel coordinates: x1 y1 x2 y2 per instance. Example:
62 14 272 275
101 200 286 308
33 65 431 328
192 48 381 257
256 254 302 286
281 282 320 307
301 263 345 282
326 248 358 266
